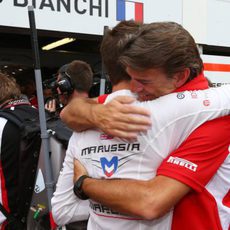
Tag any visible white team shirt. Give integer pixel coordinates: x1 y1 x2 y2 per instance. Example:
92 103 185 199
69 87 230 230
51 141 89 225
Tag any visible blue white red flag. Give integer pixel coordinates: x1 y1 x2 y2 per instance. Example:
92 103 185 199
117 0 143 22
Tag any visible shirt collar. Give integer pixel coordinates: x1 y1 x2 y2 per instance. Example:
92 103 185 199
174 72 209 92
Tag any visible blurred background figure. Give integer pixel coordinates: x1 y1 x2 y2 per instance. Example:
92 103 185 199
0 72 39 229
16 69 38 108
44 60 93 116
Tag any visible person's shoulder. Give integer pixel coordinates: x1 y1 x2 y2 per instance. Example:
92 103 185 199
105 90 136 103
15 104 39 116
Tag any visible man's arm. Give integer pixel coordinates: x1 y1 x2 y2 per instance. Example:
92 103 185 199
60 97 97 131
60 96 152 139
51 135 89 225
73 159 190 220
61 86 230 139
73 117 230 221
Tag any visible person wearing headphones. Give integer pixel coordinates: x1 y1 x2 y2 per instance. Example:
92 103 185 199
45 60 93 115
50 60 93 230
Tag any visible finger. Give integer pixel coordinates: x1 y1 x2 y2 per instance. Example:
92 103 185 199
120 105 151 117
112 96 151 117
114 96 136 104
108 129 138 141
52 100 56 110
111 122 150 132
110 114 152 127
101 121 150 138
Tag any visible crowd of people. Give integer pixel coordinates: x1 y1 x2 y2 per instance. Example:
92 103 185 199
0 19 229 230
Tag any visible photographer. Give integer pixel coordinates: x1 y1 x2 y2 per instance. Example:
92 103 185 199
44 60 93 116
50 60 93 229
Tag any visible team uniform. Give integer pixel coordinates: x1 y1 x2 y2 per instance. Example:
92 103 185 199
70 75 230 230
51 144 90 225
157 119 230 230
51 94 109 226
0 99 39 229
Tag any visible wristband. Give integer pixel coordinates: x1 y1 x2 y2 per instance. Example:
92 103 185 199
73 175 90 200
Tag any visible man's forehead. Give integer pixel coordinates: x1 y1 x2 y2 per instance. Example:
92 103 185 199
126 67 163 79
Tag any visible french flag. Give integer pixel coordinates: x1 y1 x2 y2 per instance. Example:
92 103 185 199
117 0 143 23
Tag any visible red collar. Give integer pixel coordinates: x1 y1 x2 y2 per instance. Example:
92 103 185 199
174 72 209 92
0 99 31 109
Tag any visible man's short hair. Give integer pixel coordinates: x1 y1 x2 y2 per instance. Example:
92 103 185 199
60 60 93 93
119 22 203 80
100 20 142 86
0 73 21 104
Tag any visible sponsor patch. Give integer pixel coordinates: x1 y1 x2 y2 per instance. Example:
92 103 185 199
191 92 198 99
100 133 113 140
167 156 198 172
177 93 185 99
203 100 210 106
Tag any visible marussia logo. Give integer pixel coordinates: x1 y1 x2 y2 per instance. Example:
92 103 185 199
100 156 118 177
98 152 139 177
116 0 143 22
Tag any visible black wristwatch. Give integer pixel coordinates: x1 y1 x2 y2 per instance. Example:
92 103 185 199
73 175 90 200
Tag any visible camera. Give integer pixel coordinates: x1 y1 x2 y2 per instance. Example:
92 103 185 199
43 76 64 112
43 76 58 92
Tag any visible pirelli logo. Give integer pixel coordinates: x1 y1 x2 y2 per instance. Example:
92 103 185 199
167 156 198 172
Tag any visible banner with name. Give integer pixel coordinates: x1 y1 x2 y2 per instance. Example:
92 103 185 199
0 0 182 35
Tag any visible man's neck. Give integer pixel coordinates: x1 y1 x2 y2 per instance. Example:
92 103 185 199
68 90 88 103
112 80 131 92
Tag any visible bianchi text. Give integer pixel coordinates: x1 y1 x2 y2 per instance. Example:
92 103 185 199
14 0 109 17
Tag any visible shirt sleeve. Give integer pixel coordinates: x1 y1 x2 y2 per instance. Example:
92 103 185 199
51 133 89 225
134 88 230 157
157 116 230 192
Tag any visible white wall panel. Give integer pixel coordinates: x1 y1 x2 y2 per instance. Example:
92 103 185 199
0 0 230 47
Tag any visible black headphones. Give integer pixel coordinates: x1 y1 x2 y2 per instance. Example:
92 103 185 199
57 71 74 95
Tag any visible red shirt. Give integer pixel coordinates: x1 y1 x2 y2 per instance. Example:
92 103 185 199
157 73 230 230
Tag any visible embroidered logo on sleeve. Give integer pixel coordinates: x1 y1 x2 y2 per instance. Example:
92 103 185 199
100 133 114 140
167 156 198 172
177 93 185 99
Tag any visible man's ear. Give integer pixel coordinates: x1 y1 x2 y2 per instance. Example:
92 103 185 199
173 68 190 88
